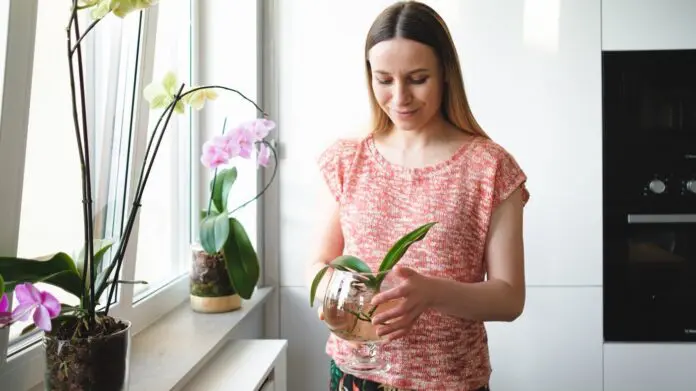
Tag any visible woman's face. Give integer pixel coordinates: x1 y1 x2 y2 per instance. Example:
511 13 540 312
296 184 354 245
368 38 444 131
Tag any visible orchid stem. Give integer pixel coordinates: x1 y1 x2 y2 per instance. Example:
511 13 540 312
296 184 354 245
206 117 228 217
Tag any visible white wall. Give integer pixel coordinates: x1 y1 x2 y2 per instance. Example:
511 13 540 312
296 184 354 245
270 1 696 390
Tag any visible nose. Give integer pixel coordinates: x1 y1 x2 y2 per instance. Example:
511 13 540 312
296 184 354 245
392 81 411 106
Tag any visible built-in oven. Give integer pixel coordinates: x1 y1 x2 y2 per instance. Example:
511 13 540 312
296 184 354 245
602 49 696 342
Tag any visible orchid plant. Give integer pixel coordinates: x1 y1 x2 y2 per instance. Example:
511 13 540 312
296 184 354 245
0 0 275 341
145 72 278 301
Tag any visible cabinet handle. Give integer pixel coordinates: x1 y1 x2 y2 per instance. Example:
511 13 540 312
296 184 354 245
627 214 696 224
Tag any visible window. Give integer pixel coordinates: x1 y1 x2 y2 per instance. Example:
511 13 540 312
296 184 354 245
5 0 193 350
0 0 267 385
133 0 192 299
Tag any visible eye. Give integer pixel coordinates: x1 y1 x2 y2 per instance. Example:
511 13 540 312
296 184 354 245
375 78 392 85
410 77 429 85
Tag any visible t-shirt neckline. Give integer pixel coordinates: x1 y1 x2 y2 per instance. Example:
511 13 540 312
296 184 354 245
365 133 478 176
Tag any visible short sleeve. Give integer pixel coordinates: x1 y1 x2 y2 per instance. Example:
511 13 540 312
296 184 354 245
492 149 530 209
317 139 358 203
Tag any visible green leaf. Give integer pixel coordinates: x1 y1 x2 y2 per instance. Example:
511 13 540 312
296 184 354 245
200 204 221 220
0 274 4 296
0 253 82 299
210 167 238 212
309 265 329 308
74 239 115 276
329 255 372 274
222 218 260 300
377 222 437 278
200 212 230 254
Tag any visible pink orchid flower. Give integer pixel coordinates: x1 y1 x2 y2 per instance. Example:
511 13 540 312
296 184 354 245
245 118 276 141
257 142 271 167
201 135 232 169
12 283 61 332
227 126 254 159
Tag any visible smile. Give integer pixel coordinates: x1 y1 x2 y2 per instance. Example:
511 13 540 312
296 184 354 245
392 108 418 116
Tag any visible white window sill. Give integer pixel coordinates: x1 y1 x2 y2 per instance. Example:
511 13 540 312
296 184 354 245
27 286 273 391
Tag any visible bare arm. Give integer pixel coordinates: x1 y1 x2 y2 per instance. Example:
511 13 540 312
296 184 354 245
427 187 526 322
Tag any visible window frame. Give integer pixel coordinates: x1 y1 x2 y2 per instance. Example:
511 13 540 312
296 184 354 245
0 1 214 388
0 0 38 372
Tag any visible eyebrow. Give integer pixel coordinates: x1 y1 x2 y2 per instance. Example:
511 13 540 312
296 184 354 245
373 68 430 75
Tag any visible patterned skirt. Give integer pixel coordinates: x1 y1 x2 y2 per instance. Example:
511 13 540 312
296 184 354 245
329 360 490 391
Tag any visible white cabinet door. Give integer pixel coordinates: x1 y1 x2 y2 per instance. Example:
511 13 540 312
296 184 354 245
604 344 696 391
602 0 696 50
486 287 603 391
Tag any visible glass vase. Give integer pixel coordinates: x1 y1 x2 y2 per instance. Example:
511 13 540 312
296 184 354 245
320 268 399 377
189 244 241 313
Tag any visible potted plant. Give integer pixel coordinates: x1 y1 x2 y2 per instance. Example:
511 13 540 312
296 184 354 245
0 1 276 389
309 222 437 375
190 116 277 313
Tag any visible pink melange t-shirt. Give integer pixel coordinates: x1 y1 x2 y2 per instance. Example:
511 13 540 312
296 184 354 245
317 133 530 390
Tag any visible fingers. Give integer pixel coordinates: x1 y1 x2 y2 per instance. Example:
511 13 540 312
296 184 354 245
394 265 416 278
317 306 324 321
371 302 412 325
371 284 409 306
375 312 414 337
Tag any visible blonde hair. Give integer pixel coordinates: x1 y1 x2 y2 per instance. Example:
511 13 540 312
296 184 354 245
364 1 489 138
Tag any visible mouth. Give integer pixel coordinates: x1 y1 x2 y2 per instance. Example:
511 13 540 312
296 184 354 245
392 108 419 117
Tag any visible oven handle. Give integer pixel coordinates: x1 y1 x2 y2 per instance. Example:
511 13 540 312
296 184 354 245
627 214 696 224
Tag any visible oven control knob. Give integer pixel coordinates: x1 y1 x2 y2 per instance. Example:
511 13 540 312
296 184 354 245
649 179 666 194
686 180 696 194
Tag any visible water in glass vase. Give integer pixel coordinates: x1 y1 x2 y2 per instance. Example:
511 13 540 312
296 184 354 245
321 269 399 376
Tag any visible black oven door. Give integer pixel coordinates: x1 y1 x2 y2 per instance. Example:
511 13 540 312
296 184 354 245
604 214 696 342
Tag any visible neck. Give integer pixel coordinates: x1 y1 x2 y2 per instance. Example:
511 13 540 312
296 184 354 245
386 115 454 149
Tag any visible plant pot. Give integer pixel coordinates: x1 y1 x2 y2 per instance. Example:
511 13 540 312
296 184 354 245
189 245 241 313
43 317 131 391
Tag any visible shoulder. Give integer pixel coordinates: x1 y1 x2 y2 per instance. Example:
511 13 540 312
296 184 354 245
316 136 370 202
317 137 363 165
468 137 530 207
468 137 520 168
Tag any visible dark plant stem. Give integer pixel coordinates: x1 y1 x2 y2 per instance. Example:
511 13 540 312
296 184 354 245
73 8 97 325
227 140 278 216
66 1 96 323
70 18 100 55
180 86 268 117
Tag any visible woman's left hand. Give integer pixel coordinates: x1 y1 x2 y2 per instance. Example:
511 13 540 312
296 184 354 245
369 266 434 341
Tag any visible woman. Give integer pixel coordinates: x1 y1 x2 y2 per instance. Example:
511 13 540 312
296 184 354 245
309 1 529 390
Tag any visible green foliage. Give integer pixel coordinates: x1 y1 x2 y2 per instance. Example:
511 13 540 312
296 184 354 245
199 169 261 300
0 240 118 306
309 222 437 307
